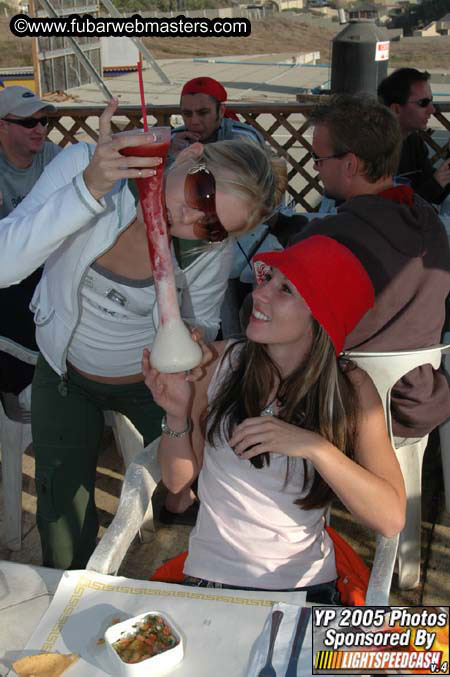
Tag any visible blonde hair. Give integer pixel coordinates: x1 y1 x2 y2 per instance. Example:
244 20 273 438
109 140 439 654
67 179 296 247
175 139 287 236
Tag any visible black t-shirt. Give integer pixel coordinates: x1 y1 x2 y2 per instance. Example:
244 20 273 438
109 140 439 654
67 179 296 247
398 132 450 205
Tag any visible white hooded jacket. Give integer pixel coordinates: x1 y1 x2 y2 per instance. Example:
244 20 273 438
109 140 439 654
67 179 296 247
0 142 232 377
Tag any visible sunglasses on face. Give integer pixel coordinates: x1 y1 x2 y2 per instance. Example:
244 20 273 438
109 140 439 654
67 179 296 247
311 151 347 165
4 116 49 129
184 164 229 243
407 98 433 108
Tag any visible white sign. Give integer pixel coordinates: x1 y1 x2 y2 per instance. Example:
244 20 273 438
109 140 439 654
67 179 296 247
100 36 139 69
375 40 390 61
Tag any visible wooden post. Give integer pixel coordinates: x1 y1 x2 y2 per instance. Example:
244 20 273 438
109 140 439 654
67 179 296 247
29 0 42 97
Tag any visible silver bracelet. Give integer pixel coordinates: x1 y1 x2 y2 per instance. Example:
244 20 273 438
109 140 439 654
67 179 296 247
161 415 192 438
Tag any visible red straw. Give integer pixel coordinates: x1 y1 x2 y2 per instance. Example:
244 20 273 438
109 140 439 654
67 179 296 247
137 57 148 132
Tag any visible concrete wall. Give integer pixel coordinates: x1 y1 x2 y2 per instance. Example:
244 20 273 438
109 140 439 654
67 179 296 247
413 21 440 36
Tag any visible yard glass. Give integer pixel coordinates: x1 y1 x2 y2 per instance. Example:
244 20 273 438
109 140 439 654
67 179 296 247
117 127 202 373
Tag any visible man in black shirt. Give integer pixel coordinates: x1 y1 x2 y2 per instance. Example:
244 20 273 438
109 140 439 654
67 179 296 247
378 68 450 205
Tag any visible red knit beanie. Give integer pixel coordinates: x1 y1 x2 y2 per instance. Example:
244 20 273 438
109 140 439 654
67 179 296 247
181 77 239 121
253 235 375 355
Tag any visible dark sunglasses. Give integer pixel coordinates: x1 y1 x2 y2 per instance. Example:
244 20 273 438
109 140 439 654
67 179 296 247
311 151 347 164
184 164 229 243
4 116 49 129
407 97 433 108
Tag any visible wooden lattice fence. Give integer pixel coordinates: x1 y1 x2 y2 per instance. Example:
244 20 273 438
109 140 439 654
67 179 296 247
47 102 450 212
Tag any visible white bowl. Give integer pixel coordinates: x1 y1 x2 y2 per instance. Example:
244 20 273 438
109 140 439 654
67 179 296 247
104 610 184 676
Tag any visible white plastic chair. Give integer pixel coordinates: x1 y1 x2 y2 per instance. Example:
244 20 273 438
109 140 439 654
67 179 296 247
0 337 38 550
104 411 159 539
87 437 162 578
344 344 450 590
87 439 398 606
0 336 156 549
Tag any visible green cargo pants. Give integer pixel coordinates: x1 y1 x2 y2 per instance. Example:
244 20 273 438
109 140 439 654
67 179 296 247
32 355 164 570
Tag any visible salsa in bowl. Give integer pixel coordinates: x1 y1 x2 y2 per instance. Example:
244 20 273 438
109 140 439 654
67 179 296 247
104 611 183 675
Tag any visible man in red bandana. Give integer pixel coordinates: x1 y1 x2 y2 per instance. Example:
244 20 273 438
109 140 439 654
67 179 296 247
170 76 263 156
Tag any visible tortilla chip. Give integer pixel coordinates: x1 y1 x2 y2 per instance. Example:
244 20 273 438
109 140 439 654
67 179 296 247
12 652 79 676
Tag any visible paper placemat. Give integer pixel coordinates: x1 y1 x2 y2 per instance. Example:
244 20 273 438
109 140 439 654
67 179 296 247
247 603 313 677
9 570 306 677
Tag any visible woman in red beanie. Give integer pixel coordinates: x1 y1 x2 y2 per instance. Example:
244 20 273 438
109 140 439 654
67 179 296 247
142 235 406 602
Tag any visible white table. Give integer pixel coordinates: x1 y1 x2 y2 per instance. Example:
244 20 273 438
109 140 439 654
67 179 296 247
0 560 308 677
0 561 62 675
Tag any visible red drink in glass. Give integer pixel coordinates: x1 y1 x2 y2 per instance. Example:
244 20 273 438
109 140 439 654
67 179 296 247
119 128 169 181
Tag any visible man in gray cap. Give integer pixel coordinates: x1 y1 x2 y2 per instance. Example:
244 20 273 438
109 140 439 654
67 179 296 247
0 86 61 419
0 86 60 217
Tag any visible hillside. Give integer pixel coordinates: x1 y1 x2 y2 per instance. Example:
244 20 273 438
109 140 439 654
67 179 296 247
0 14 449 70
141 14 336 61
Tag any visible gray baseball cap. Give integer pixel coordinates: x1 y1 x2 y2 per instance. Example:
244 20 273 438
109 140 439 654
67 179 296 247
0 86 56 119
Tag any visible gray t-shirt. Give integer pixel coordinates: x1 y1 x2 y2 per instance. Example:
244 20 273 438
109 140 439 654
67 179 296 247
0 139 61 396
0 140 61 218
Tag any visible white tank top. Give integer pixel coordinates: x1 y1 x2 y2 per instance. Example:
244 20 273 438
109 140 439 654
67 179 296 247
185 343 337 589
67 263 156 377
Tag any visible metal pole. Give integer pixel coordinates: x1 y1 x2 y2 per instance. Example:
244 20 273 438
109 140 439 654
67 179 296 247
100 0 170 85
37 0 113 101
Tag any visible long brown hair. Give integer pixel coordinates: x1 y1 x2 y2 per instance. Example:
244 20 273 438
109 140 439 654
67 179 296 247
206 321 360 509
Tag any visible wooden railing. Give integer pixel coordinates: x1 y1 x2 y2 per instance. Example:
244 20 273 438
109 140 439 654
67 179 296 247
47 102 450 212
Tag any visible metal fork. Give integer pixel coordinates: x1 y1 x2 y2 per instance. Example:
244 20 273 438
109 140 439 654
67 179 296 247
284 607 312 677
257 609 284 677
